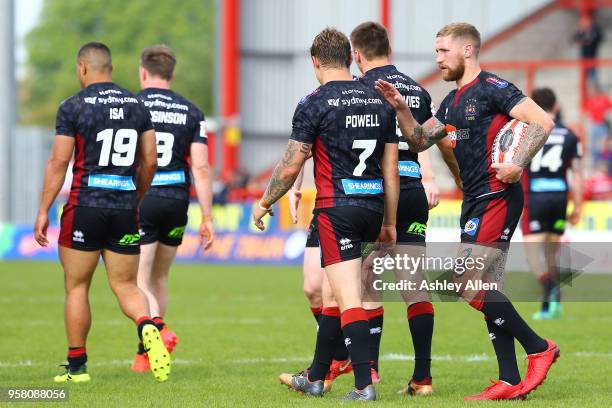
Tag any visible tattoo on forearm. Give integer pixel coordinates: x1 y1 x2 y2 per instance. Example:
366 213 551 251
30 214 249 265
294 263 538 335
262 140 311 206
511 123 549 167
408 122 447 152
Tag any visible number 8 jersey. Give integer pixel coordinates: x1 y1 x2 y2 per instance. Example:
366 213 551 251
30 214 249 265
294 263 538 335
56 82 154 210
137 88 207 202
290 80 396 214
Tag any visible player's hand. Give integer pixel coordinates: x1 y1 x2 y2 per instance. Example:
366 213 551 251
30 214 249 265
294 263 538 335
375 80 408 111
288 188 302 224
568 205 582 225
34 211 49 247
377 224 396 249
422 180 440 209
200 216 215 250
491 163 523 183
252 201 274 231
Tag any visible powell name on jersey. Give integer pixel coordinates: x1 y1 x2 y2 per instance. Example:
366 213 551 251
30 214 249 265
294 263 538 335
137 88 207 202
56 82 153 210
290 80 396 214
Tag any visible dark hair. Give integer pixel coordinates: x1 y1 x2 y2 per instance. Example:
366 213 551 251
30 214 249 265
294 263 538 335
77 42 112 72
141 44 177 81
350 21 390 59
532 87 557 112
310 28 351 69
436 23 481 56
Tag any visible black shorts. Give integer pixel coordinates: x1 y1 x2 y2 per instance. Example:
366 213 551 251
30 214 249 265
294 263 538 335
305 215 320 248
397 187 429 243
315 206 383 267
139 195 189 246
521 191 568 235
59 204 140 254
460 184 523 244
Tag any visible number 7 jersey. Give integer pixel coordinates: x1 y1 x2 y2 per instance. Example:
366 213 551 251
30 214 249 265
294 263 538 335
137 88 207 202
290 80 396 214
56 82 154 210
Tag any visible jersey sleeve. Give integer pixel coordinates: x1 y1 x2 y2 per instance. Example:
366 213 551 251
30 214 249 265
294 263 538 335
55 99 76 137
138 101 154 134
484 76 525 116
421 91 434 123
289 99 319 144
191 109 208 145
434 94 450 124
568 131 582 160
385 108 399 144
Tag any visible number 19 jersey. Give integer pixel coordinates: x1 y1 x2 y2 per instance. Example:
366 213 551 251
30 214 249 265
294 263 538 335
137 88 207 202
55 82 154 210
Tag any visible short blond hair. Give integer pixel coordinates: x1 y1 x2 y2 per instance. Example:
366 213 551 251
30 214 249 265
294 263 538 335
437 23 481 55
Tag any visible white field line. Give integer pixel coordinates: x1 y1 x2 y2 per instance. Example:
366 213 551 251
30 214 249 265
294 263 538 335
2 352 612 369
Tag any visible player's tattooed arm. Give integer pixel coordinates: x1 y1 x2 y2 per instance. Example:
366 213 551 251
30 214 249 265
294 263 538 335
409 117 448 152
508 97 555 167
374 79 446 152
260 140 312 208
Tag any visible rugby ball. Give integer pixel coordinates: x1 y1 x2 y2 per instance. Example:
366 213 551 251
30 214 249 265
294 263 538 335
491 119 528 165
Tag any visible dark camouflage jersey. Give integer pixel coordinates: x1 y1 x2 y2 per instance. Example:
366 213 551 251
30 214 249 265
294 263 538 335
137 88 207 202
56 82 153 210
290 80 396 214
359 65 433 190
524 122 581 194
435 71 525 198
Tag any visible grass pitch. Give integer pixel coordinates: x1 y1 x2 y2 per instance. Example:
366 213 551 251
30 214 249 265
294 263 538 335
2 261 611 407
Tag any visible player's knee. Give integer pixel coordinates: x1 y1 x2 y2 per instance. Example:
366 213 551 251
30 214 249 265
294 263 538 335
303 282 322 304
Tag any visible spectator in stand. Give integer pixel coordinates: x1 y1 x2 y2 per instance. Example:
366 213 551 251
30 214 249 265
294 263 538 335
584 161 612 200
584 85 612 164
573 13 603 87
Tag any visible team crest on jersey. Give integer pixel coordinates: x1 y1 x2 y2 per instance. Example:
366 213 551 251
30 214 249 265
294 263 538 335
464 218 479 236
465 98 478 120
486 77 508 89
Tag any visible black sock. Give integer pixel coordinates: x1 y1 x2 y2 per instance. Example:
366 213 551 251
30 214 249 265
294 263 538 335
366 307 384 372
137 342 146 355
407 302 434 382
333 336 349 361
342 308 372 390
136 316 155 341
310 306 322 324
67 347 87 371
486 318 521 385
539 274 551 311
308 308 341 381
481 290 548 354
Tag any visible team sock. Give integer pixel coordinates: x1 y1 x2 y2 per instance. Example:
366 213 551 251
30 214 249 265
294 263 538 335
538 274 551 312
137 341 146 356
341 308 372 390
152 316 166 331
407 302 434 382
366 307 384 372
333 336 350 361
308 307 341 382
475 290 548 355
136 316 155 341
67 347 87 371
310 305 322 324
485 317 521 385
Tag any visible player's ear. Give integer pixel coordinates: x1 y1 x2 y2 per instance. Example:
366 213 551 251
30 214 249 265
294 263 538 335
311 56 320 69
464 43 473 58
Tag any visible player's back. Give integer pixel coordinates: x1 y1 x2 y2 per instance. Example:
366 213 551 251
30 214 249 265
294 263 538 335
525 122 581 194
291 80 396 213
359 65 433 188
57 82 153 209
137 88 206 201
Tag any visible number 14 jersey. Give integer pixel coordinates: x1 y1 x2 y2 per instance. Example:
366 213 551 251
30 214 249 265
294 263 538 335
56 82 153 210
